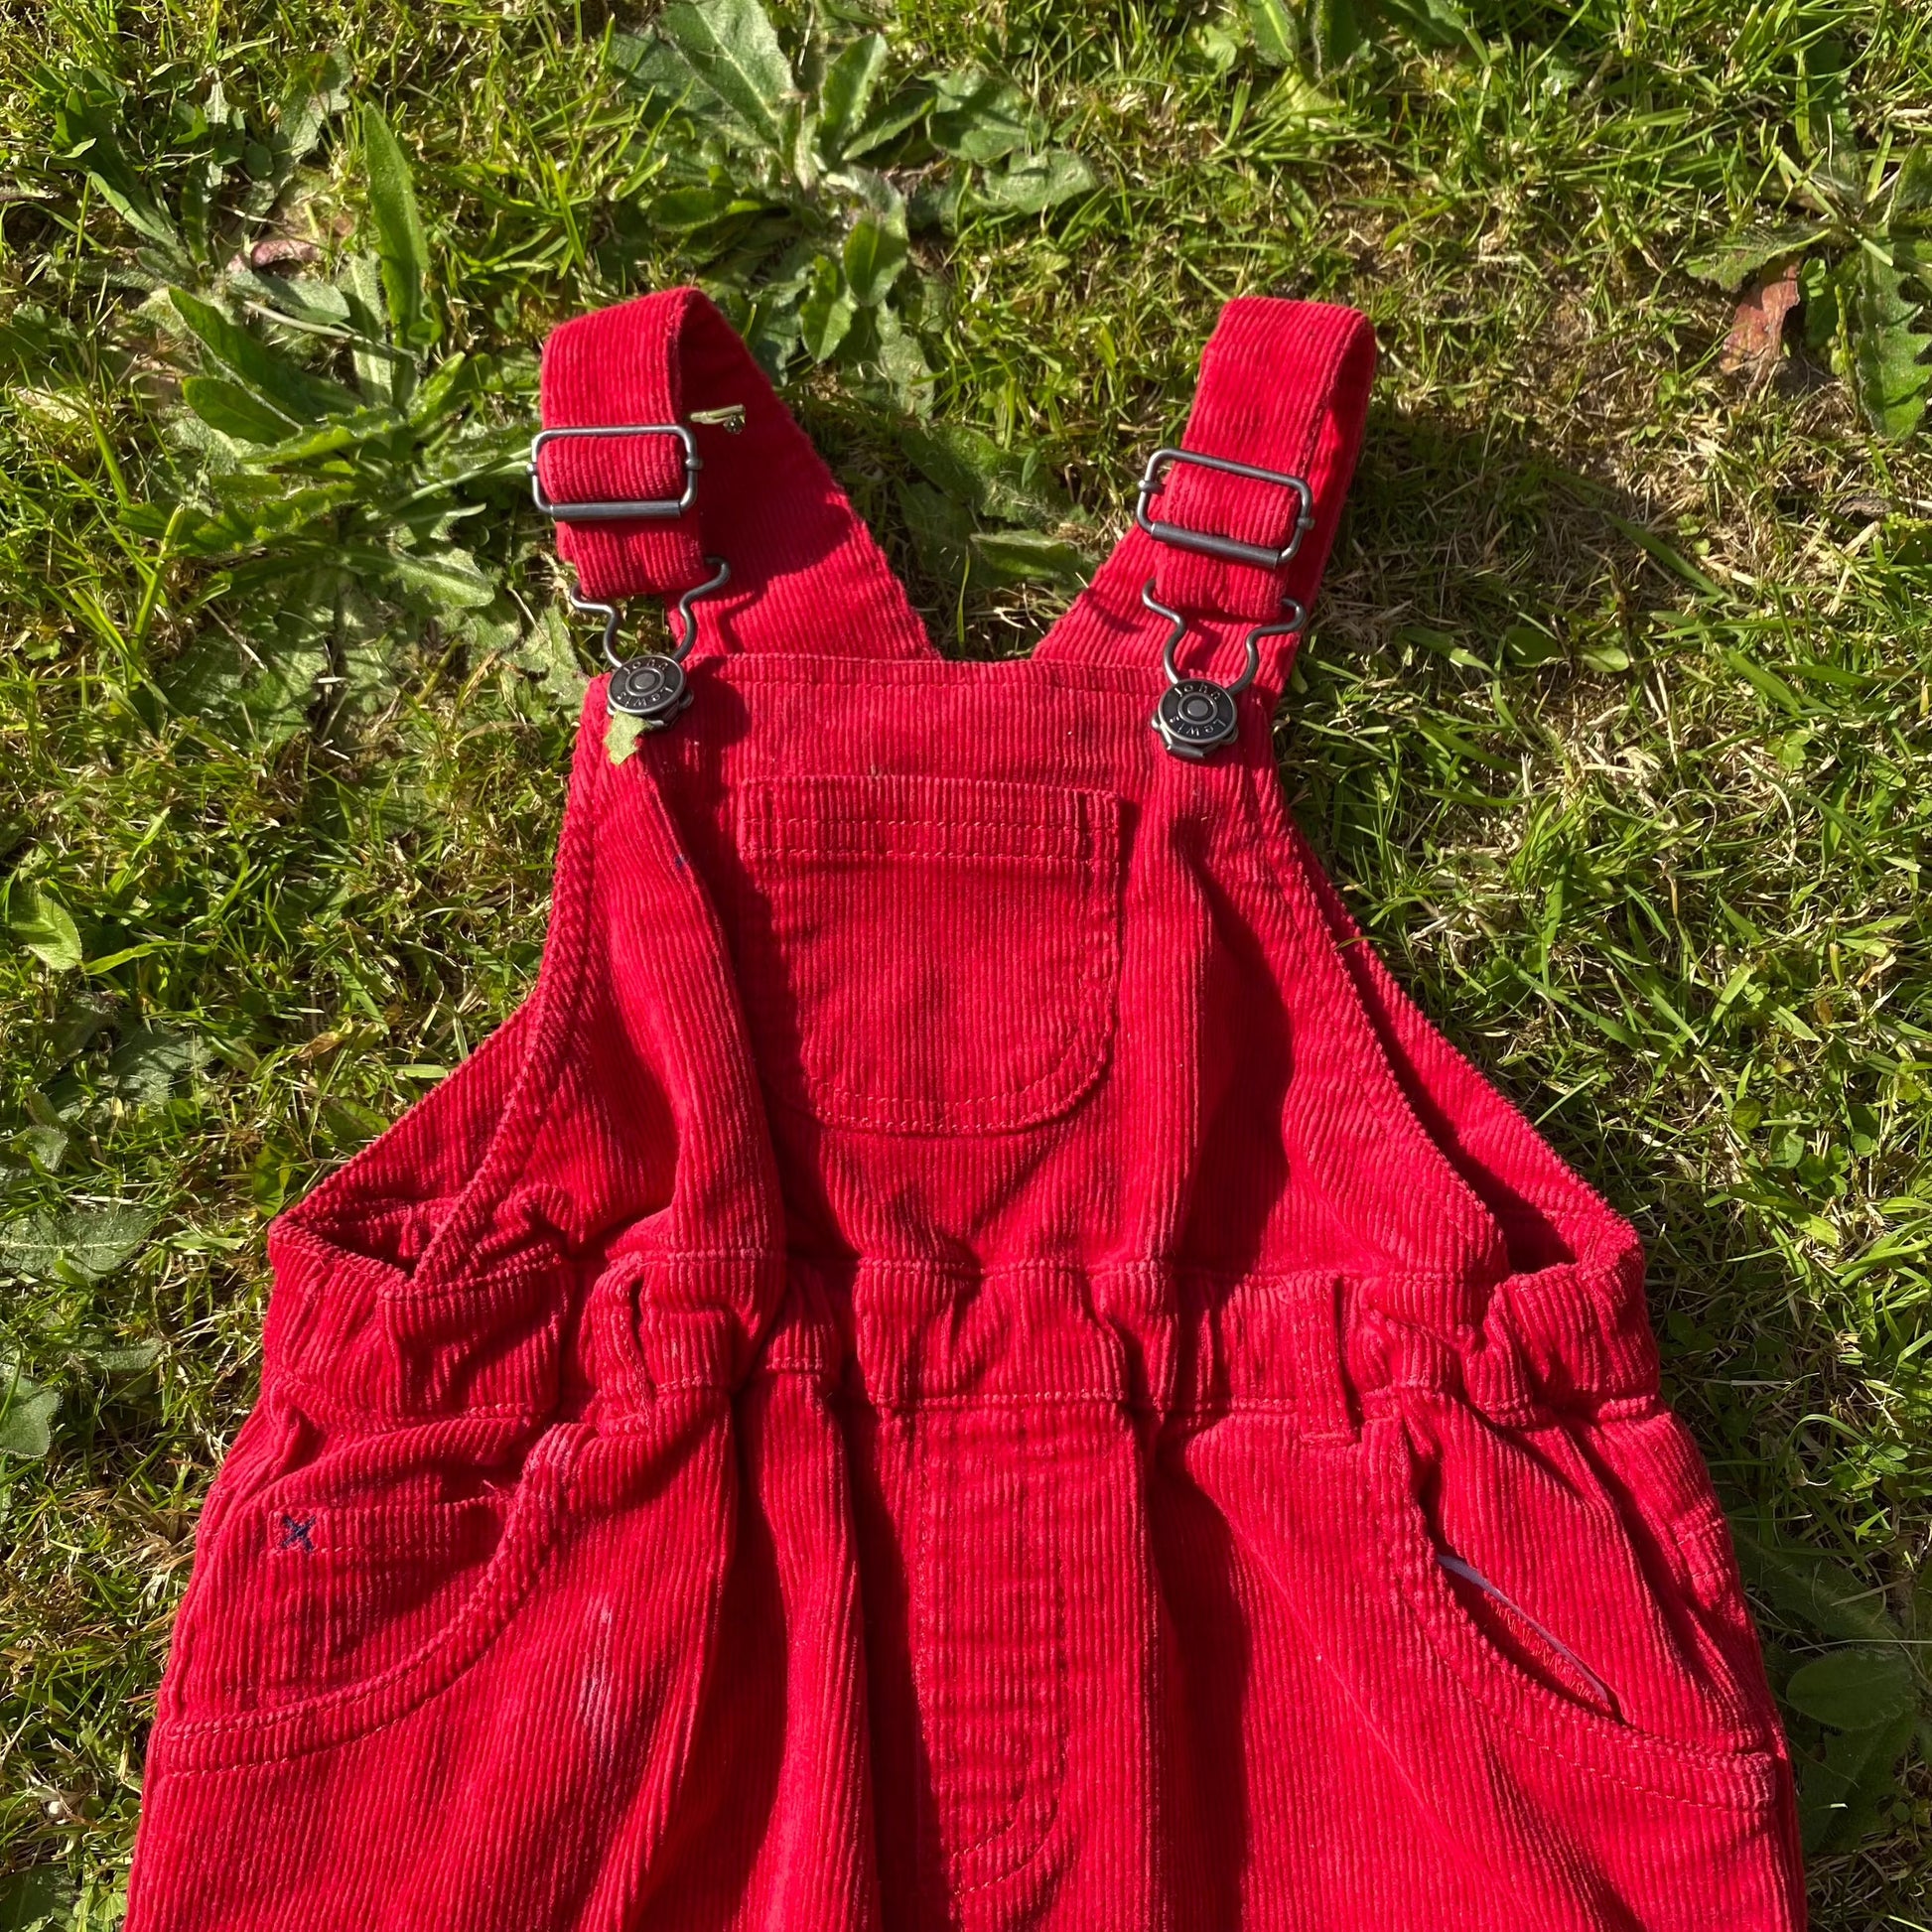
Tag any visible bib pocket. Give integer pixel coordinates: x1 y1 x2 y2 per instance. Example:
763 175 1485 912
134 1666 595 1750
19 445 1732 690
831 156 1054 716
734 774 1123 1135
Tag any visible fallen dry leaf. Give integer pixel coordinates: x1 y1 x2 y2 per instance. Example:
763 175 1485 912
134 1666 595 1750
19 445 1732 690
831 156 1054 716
225 235 322 273
1720 259 1801 388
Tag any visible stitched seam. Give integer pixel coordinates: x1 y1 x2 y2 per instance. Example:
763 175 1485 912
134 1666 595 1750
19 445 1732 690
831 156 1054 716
275 1374 548 1423
952 1433 1068 1894
755 881 1119 1128
626 1246 782 1263
749 813 1089 835
755 885 1114 1112
947 1403 1029 1866
404 712 604 1291
171 1435 572 1741
753 843 1080 866
916 1409 1069 1894
779 920 1114 1116
734 778 1121 1129
748 816 1086 832
1238 760 1507 1279
720 655 1159 690
950 1420 1026 1865
910 1408 937 1905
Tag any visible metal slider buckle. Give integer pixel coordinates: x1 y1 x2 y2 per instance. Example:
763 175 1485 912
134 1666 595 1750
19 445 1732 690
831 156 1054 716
1134 447 1314 571
528 422 700 521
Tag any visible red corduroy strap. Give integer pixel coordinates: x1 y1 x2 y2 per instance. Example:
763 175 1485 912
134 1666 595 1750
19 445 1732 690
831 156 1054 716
1148 298 1376 626
1036 296 1377 695
535 288 932 659
536 288 1375 698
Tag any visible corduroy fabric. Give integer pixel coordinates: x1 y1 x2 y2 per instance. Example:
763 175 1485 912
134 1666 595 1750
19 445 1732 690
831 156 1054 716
126 291 1805 1932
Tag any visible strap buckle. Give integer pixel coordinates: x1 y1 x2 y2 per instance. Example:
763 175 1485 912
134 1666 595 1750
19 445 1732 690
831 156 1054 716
574 556 733 727
528 423 700 521
1134 446 1314 571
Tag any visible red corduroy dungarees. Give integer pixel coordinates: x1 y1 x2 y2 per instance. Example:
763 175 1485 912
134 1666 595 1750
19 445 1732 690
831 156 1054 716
127 293 1806 1931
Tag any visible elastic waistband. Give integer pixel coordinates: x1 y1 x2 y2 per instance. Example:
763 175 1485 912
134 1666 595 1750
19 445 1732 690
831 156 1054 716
609 1252 1659 1427
747 1260 1339 1419
264 1227 1658 1429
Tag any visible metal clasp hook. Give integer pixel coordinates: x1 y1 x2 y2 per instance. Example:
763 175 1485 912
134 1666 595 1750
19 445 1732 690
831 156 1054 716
569 556 732 725
1141 579 1307 759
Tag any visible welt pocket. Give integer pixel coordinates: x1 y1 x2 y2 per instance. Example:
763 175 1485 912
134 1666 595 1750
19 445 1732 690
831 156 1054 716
733 773 1123 1136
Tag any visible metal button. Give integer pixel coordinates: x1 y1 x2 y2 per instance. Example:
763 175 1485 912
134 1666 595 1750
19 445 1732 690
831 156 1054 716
1152 678 1239 759
608 653 691 724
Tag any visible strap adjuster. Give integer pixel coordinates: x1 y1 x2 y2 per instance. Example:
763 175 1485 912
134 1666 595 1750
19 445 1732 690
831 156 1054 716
528 423 700 521
1134 447 1314 571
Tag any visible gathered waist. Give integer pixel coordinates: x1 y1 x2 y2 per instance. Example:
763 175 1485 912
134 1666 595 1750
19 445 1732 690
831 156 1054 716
608 1249 1658 1424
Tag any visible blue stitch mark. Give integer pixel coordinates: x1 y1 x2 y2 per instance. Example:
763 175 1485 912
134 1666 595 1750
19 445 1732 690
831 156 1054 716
278 1514 316 1553
673 853 687 869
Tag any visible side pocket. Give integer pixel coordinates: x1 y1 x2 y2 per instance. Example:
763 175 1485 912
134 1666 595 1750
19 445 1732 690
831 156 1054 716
1367 1391 1783 1806
1569 1399 1778 1716
162 1412 583 1766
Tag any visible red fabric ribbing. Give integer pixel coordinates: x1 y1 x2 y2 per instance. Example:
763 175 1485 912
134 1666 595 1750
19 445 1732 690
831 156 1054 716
538 287 932 657
538 288 1373 701
127 291 1804 1932
1034 296 1376 695
1154 298 1376 622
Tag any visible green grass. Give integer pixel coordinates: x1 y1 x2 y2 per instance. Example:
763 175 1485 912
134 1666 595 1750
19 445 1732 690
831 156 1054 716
3 0 1932 1923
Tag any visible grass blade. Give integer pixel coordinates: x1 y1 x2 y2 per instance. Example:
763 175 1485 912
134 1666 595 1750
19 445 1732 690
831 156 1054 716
362 104 435 348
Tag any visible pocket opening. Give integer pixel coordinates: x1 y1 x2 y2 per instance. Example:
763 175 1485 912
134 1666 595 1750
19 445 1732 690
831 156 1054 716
161 1421 584 1767
1369 1403 1785 1803
1435 1549 1621 1722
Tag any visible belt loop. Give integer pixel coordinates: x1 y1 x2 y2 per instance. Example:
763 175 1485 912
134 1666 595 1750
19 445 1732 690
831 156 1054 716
1290 1274 1358 1443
